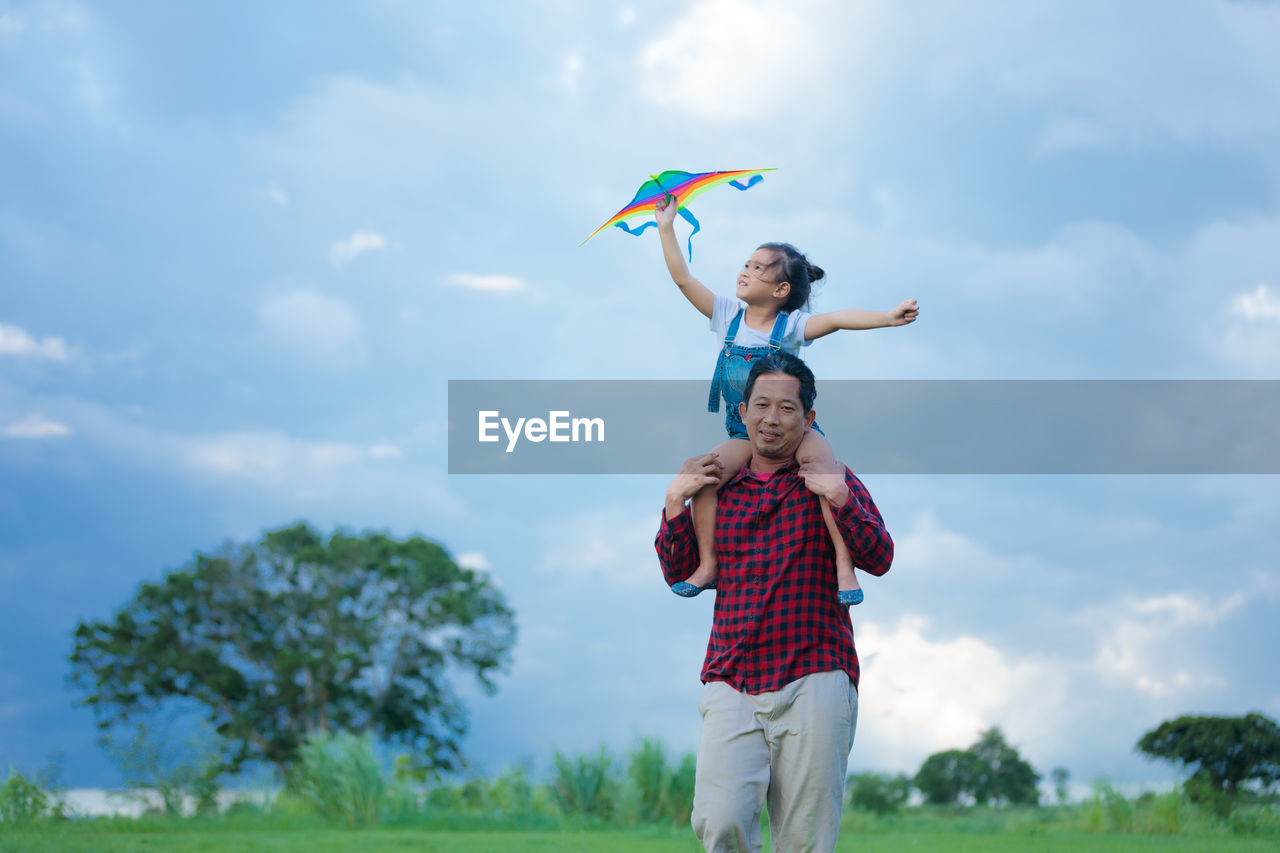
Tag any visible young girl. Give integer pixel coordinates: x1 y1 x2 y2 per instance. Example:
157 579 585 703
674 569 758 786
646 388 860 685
655 193 918 605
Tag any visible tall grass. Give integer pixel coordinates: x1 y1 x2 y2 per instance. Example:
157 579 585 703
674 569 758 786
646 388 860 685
8 733 1280 842
623 738 696 826
289 730 386 828
551 745 618 821
1 767 51 823
1082 780 1134 832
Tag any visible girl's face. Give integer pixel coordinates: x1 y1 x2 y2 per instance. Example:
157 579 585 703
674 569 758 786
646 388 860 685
736 249 788 305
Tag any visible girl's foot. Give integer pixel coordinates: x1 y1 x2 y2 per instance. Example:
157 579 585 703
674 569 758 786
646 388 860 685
673 562 719 598
836 561 863 607
838 588 864 607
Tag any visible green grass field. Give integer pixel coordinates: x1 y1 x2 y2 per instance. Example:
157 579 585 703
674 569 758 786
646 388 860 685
4 819 1279 853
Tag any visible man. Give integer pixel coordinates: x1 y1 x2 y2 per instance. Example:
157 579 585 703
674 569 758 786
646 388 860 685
655 352 894 853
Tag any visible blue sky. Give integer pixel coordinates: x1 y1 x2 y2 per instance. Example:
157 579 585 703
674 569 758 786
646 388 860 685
2 0 1279 791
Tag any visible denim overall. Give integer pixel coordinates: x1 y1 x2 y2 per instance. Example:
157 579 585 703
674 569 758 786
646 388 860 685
708 309 791 439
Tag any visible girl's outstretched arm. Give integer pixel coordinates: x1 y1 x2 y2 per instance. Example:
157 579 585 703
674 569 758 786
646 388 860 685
804 299 919 340
655 194 714 319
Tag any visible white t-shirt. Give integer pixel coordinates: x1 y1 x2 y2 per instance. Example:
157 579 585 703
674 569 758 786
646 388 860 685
710 294 812 353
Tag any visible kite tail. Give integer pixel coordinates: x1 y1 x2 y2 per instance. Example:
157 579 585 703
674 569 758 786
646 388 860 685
727 175 764 191
613 220 658 237
679 207 700 261
613 208 701 260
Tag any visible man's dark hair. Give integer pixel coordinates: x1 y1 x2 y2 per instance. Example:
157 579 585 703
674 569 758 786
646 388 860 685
742 352 817 412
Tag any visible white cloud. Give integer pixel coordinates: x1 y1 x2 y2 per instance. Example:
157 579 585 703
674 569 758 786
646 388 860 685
894 511 1016 580
1232 283 1280 320
637 0 826 121
1130 591 1249 628
1182 222 1280 372
184 431 364 484
329 229 388 266
1090 590 1250 697
559 51 583 93
261 76 460 205
42 3 89 33
540 507 659 588
4 413 71 439
258 288 364 367
73 59 108 116
27 392 464 514
367 443 402 460
1034 116 1111 157
264 185 289 207
172 427 462 512
445 273 525 293
908 3 1280 152
0 322 71 361
855 614 1062 770
456 551 492 573
617 6 636 28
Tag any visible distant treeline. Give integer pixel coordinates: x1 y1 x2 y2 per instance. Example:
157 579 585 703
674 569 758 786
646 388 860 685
4 726 1278 840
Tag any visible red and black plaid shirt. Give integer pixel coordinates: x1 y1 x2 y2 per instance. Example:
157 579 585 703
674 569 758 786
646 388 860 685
656 460 893 693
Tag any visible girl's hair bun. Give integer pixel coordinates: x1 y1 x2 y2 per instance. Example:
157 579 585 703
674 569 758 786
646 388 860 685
758 242 823 312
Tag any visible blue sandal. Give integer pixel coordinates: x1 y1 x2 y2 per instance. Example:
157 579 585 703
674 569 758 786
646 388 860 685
672 581 717 598
838 589 864 607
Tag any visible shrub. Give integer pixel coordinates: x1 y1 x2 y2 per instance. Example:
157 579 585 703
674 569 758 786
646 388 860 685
1184 774 1236 818
289 730 387 827
666 752 696 826
1143 791 1182 835
1082 780 1134 833
551 746 618 820
622 738 696 826
103 718 224 816
1 768 50 823
1230 804 1280 837
628 738 669 821
488 765 536 816
457 777 489 812
847 771 911 815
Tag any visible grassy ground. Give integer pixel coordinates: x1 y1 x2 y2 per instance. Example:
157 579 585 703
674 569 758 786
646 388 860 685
3 821 1279 853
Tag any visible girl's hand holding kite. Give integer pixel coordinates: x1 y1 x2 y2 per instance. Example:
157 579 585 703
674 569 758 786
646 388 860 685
655 192 715 319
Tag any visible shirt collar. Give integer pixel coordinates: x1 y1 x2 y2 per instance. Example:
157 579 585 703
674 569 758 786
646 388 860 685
728 456 800 487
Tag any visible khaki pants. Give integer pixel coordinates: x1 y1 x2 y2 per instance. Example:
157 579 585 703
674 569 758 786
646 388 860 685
692 670 858 853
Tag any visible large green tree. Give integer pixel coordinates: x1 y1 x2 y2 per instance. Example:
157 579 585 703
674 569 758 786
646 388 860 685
914 727 1041 806
69 523 515 776
1136 713 1280 795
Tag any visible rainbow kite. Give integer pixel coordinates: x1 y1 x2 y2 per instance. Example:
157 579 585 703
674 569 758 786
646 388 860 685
581 168 776 260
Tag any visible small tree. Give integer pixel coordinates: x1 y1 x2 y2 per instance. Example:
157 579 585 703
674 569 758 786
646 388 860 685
103 717 223 815
847 771 911 815
1051 766 1071 805
1 769 50 823
1136 712 1280 796
968 728 1040 806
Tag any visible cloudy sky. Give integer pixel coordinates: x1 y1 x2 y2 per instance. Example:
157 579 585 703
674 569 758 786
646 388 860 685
2 0 1279 792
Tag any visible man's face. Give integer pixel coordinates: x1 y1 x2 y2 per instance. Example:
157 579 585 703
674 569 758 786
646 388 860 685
738 372 815 460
